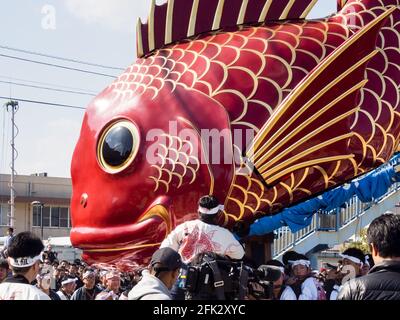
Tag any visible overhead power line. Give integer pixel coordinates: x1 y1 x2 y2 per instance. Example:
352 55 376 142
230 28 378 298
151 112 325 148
0 45 126 71
0 75 99 94
0 80 96 97
0 54 118 78
0 96 86 110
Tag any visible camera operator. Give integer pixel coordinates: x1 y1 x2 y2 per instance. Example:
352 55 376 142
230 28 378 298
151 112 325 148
128 247 182 300
323 262 344 300
326 248 366 299
280 253 326 300
185 252 282 300
264 260 287 300
160 195 245 299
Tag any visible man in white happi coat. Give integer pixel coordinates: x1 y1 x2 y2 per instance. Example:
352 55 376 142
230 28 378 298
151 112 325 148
0 232 50 300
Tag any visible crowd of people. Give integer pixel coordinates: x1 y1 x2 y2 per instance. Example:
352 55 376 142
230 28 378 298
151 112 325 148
0 236 141 300
0 195 399 300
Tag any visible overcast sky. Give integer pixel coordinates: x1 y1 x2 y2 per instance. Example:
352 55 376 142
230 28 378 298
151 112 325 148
0 0 337 178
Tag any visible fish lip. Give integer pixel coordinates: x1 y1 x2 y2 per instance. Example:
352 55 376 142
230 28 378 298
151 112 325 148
70 204 172 253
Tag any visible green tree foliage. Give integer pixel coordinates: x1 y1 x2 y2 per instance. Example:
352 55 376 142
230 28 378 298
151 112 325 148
343 228 370 253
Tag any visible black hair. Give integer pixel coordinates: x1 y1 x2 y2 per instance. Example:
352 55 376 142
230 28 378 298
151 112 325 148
282 251 299 266
198 195 220 225
200 214 219 225
342 248 365 263
293 253 309 262
266 259 285 268
8 227 14 233
7 232 44 260
367 213 400 258
232 220 250 238
0 259 9 270
7 232 44 274
282 251 299 275
199 195 220 209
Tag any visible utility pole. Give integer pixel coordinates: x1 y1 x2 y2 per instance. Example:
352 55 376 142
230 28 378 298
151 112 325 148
5 100 18 228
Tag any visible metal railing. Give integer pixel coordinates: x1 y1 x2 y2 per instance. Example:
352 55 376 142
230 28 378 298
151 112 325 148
272 183 400 258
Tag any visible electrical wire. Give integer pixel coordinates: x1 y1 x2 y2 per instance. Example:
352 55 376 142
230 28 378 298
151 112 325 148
0 75 99 94
0 45 126 71
0 80 96 97
0 54 118 78
0 96 86 110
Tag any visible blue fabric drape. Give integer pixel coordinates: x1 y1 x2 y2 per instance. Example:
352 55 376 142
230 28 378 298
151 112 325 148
245 153 400 237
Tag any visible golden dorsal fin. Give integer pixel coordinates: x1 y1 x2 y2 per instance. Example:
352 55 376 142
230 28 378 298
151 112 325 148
136 0 319 58
245 8 396 186
337 0 349 11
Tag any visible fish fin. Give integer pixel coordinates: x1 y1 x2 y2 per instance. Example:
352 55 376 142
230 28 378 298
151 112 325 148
137 0 319 58
174 86 234 202
337 0 348 11
245 8 396 186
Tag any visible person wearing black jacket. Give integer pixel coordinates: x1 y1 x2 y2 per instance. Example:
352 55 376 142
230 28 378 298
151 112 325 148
337 213 400 300
43 245 58 264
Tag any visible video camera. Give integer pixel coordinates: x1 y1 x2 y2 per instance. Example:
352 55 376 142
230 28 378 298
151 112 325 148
184 252 282 300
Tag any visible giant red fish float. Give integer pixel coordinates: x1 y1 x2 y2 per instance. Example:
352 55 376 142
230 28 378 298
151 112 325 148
70 0 400 268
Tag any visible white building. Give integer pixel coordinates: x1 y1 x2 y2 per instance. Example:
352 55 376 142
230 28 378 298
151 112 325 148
0 173 72 240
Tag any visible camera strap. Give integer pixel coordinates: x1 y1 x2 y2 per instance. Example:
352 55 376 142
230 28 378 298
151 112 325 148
203 255 225 300
238 265 249 300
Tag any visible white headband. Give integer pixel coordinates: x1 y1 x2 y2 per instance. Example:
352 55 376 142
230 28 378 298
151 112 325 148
289 259 311 267
83 271 95 279
8 254 42 268
61 278 77 286
340 254 364 266
198 204 224 215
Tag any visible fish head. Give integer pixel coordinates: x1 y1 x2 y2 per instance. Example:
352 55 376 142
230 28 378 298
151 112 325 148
70 61 222 267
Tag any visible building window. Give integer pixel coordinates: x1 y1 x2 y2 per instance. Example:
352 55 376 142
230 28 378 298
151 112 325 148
0 204 9 226
42 207 50 227
51 207 60 227
33 206 41 227
60 208 69 228
32 205 71 228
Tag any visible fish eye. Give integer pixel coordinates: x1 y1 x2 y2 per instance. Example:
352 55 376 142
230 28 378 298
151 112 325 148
97 120 140 173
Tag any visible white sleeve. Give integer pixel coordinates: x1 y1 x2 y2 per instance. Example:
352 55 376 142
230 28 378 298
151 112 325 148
330 285 340 300
298 277 318 300
280 286 297 300
37 292 51 300
160 223 186 251
31 289 51 300
224 233 245 260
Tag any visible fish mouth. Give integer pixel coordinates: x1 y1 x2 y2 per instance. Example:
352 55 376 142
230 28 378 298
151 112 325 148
70 204 172 255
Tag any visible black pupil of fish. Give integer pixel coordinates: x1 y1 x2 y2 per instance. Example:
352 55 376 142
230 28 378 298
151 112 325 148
102 126 134 167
